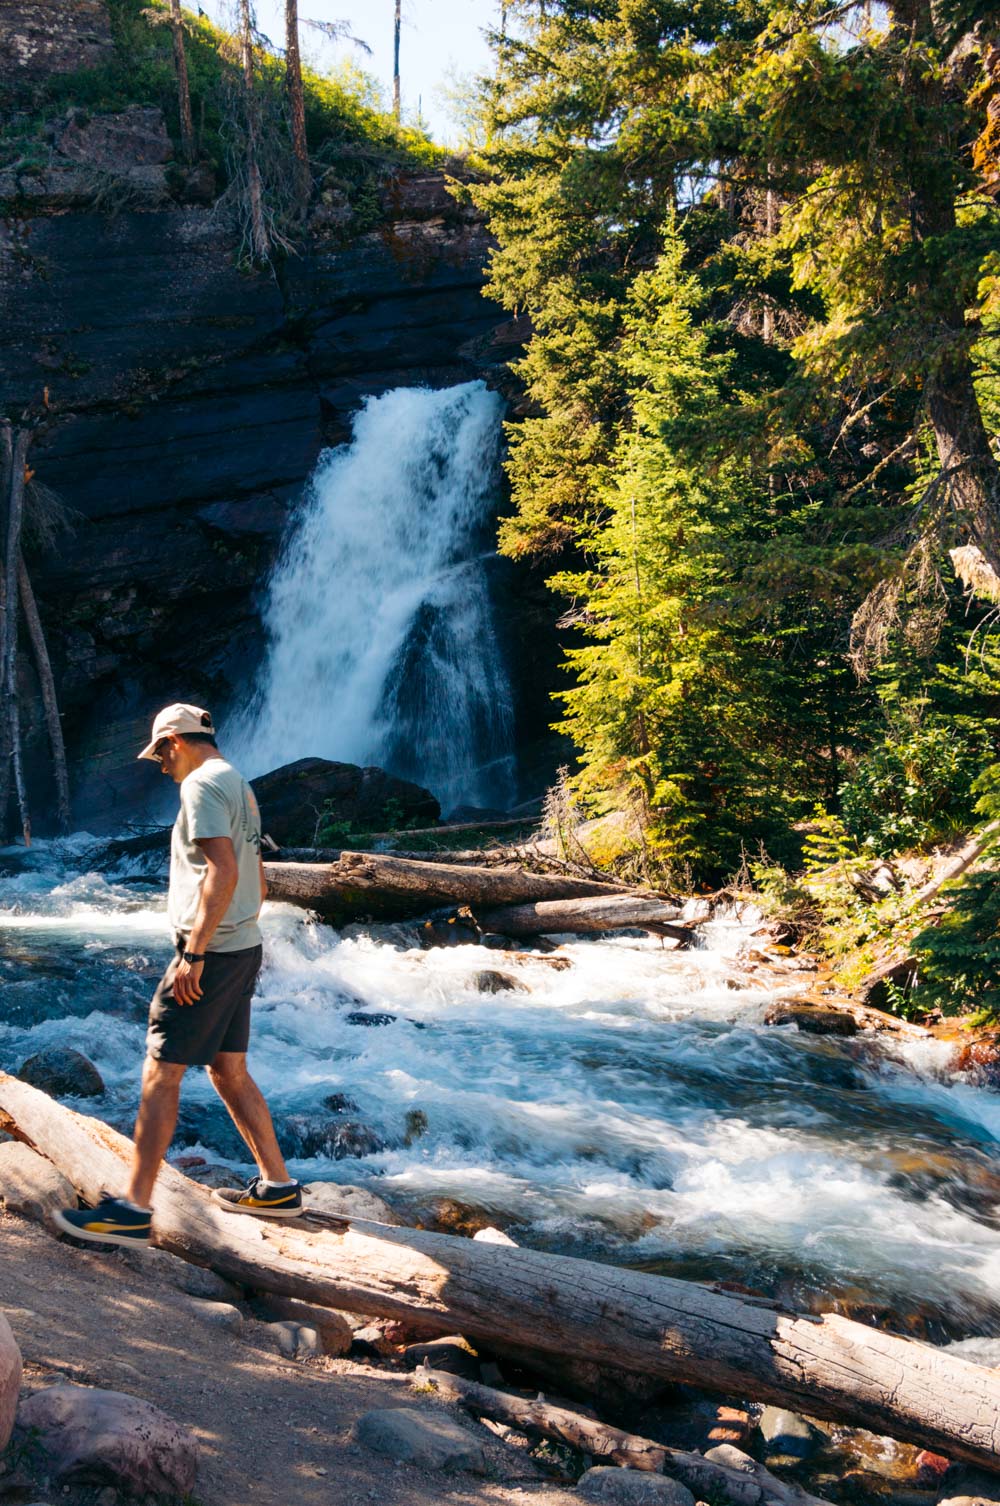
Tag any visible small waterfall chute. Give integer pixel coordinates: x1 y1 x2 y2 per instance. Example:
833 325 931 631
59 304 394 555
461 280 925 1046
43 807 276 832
237 381 515 811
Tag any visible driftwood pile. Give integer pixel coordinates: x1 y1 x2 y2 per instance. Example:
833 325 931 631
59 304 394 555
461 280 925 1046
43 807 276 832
2 1072 1000 1472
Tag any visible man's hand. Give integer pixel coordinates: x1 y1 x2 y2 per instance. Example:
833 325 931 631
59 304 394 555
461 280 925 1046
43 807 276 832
173 957 204 1006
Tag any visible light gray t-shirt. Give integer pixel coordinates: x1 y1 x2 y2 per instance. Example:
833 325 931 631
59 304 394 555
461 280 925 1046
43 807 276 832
168 758 263 954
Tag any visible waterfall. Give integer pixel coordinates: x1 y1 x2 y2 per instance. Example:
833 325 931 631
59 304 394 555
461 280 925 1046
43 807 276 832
237 381 516 812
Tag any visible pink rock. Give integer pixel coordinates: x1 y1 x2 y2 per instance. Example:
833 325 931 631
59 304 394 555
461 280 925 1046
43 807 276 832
0 1311 22 1451
16 1382 197 1497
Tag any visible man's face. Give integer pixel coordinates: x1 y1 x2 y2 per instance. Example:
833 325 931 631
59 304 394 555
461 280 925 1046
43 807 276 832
153 735 186 783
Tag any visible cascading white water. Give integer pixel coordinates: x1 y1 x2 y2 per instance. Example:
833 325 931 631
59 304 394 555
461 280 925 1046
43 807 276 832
235 381 516 812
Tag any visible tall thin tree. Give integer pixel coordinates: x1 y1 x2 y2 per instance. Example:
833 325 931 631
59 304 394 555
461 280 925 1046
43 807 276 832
393 0 401 120
239 0 269 260
169 0 195 162
285 0 311 210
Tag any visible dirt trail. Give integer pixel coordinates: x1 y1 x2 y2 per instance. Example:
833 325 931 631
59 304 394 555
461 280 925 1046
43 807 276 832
2 1212 579 1506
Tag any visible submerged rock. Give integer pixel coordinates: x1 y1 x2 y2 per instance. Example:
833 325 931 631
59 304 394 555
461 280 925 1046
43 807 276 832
281 1115 386 1160
322 1092 360 1114
471 970 529 995
18 1046 104 1098
757 1405 821 1459
762 1002 858 1037
16 1383 197 1497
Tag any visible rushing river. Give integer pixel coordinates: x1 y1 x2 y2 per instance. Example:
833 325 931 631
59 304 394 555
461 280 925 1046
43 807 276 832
3 837 1000 1347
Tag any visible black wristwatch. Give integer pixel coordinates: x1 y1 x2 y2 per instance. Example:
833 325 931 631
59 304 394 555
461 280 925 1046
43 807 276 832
183 950 206 965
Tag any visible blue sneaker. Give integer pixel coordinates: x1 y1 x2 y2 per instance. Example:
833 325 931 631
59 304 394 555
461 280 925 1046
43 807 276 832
214 1177 303 1218
53 1192 153 1247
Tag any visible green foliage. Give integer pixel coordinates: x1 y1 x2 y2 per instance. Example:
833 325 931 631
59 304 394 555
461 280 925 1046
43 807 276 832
471 0 1000 890
911 765 1000 1019
840 717 988 854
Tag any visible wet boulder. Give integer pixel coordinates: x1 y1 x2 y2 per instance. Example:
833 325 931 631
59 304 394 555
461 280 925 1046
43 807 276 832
18 1047 104 1099
251 758 439 846
281 1115 386 1160
471 970 529 995
762 1002 858 1037
956 1032 1000 1089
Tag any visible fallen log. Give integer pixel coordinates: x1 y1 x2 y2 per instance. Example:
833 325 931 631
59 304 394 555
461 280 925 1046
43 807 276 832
477 894 695 941
413 1367 833 1506
263 851 671 925
413 1365 667 1470
2 1076 1000 1469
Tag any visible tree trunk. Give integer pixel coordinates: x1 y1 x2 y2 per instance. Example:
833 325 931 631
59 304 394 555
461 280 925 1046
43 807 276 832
169 0 195 163
913 822 1000 904
239 0 268 261
0 424 12 839
3 1076 1000 1469
479 894 694 940
414 1368 834 1506
2 429 31 846
17 555 70 834
262 852 673 924
393 0 401 119
284 0 310 210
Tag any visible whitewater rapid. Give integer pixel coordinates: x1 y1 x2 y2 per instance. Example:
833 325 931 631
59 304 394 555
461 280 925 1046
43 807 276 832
3 839 1000 1336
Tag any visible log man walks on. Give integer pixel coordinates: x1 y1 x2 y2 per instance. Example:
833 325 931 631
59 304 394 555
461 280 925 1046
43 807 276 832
56 703 303 1246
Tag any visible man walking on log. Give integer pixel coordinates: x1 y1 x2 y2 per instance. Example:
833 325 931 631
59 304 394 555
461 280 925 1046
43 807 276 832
56 703 302 1247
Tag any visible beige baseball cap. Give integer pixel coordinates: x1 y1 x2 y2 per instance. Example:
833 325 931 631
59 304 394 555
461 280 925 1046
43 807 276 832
137 703 216 761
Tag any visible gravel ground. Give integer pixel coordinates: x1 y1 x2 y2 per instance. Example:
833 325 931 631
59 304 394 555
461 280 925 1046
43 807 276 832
1 1212 581 1506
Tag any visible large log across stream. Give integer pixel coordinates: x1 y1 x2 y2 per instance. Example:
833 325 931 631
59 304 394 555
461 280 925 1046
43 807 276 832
2 1074 999 1469
263 851 684 928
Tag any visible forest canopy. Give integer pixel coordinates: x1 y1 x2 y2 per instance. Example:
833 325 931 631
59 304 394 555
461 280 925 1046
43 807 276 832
468 0 1000 904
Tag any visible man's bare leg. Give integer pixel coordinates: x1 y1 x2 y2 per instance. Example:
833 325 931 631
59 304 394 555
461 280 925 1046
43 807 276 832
126 1057 187 1208
207 1052 290 1183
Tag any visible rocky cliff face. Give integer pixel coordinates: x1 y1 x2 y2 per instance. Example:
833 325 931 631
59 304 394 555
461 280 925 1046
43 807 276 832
0 0 113 79
0 110 523 831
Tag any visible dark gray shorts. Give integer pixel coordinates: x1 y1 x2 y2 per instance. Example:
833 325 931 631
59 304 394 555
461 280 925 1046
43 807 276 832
146 937 263 1067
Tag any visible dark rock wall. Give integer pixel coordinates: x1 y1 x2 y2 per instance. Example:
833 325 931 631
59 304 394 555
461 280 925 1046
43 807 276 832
0 0 113 79
1 168 521 831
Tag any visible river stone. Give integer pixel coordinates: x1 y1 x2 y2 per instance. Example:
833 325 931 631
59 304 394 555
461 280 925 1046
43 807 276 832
250 758 439 845
762 1003 858 1037
303 1181 403 1224
0 1141 77 1230
0 1312 22 1451
356 1406 487 1473
758 1406 820 1458
186 1299 243 1333
17 1047 104 1098
16 1382 197 1497
473 1226 518 1246
254 1294 352 1354
471 970 529 995
578 1468 695 1506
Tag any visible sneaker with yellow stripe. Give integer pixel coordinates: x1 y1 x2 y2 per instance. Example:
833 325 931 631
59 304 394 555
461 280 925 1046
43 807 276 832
54 1192 153 1247
213 1177 303 1218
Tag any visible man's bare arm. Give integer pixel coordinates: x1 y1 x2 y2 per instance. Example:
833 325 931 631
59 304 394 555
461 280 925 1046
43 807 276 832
259 855 267 909
173 836 238 1005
